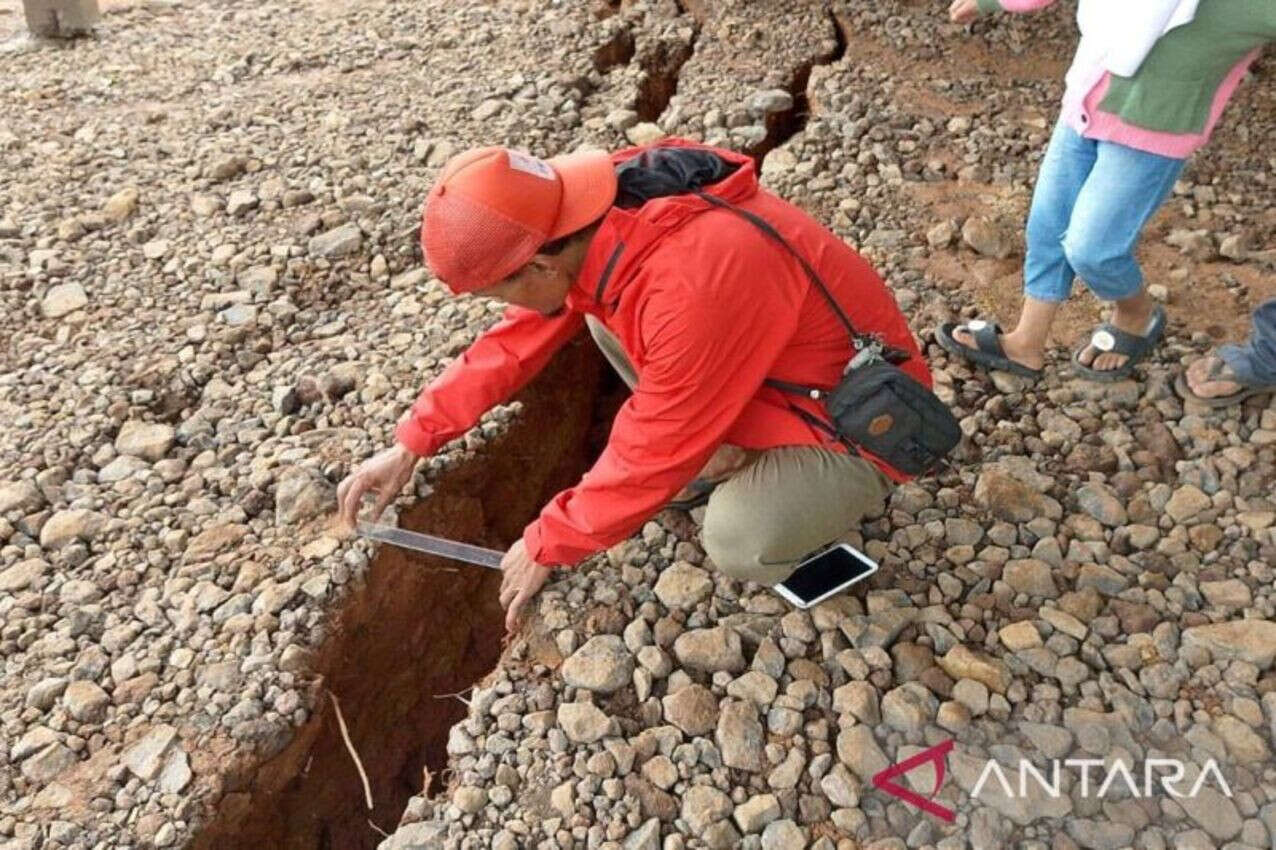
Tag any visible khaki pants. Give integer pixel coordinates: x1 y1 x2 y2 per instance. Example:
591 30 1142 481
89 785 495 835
586 316 893 585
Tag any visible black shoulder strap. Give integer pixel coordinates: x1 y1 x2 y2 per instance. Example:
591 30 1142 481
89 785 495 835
789 394 860 457
692 191 869 453
692 190 869 349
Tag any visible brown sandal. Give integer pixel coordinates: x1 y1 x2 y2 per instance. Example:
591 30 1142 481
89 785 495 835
1174 353 1276 409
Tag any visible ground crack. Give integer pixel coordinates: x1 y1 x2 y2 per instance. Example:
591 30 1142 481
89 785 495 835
751 6 848 163
592 24 636 74
188 340 614 850
634 19 699 122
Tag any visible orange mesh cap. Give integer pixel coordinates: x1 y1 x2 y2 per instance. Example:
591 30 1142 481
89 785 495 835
421 146 617 294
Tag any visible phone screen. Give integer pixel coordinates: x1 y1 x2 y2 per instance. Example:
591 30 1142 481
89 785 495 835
777 545 877 604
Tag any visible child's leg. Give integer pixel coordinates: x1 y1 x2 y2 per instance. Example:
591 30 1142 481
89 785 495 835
1064 141 1185 372
953 122 1097 369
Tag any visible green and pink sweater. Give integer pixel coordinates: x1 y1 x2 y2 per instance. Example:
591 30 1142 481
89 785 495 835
977 0 1275 159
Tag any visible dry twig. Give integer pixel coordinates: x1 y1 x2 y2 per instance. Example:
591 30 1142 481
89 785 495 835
421 762 435 794
432 686 473 706
328 690 374 811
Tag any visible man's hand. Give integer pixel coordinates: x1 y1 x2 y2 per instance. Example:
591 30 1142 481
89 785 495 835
498 538 552 633
949 0 979 24
335 444 419 531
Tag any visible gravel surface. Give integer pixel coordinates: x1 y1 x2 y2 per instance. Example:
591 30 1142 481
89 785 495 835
1 0 1274 849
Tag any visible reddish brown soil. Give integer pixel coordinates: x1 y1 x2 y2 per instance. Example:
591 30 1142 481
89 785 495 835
911 176 1276 350
190 338 606 850
858 17 1276 350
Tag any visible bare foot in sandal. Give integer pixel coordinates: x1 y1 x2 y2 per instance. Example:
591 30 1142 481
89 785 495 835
1175 352 1276 408
1075 295 1158 373
1073 303 1167 382
948 324 1047 373
1184 354 1243 399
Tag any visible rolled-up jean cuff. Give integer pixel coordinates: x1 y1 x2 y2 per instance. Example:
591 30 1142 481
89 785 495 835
1022 285 1071 304
1084 277 1144 303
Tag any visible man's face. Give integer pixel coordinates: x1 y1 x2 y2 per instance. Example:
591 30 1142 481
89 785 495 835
474 258 573 316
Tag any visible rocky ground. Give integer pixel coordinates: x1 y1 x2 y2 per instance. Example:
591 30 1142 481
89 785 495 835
1 0 1275 849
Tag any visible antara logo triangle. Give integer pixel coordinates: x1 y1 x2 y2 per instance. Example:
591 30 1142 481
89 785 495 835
870 738 956 822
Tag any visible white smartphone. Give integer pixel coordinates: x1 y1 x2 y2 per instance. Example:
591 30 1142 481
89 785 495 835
773 543 879 609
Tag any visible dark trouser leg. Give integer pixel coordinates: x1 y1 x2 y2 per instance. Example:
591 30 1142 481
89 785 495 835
1220 299 1276 387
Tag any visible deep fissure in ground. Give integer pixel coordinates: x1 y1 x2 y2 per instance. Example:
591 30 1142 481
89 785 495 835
188 19 848 840
748 10 848 161
192 338 616 850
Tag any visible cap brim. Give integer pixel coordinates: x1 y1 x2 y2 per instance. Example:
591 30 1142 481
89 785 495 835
545 149 617 240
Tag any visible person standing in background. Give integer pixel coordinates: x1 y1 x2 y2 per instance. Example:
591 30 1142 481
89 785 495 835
937 0 1275 385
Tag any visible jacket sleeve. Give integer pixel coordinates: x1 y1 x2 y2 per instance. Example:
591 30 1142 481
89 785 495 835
521 277 800 567
977 0 1056 13
395 306 585 457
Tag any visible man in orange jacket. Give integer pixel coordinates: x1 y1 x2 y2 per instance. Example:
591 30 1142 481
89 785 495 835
336 139 931 631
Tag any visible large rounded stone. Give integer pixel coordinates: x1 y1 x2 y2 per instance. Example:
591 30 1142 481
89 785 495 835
561 635 633 694
653 561 712 610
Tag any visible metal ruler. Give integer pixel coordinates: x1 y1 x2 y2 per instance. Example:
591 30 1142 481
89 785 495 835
355 522 504 570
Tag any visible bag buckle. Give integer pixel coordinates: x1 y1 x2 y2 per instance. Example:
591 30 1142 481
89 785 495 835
846 340 884 372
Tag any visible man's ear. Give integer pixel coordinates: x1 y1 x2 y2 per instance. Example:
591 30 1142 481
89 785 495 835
526 254 572 285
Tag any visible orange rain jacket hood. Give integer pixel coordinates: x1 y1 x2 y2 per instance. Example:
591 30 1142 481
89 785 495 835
397 138 931 567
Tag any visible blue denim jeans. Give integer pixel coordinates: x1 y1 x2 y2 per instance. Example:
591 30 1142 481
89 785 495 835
1220 299 1276 386
1024 122 1185 303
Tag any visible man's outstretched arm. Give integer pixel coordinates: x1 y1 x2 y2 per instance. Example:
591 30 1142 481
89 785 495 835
395 305 585 456
499 278 800 630
336 305 583 528
524 275 801 568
